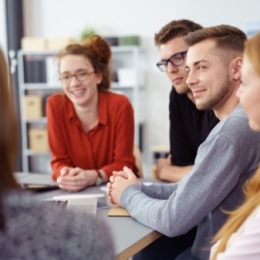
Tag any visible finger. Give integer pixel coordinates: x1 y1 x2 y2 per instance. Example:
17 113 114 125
68 167 81 176
123 166 134 178
108 195 116 205
109 175 115 183
108 195 114 204
113 171 128 178
60 167 70 176
57 176 63 184
107 182 112 196
58 176 84 185
59 182 83 192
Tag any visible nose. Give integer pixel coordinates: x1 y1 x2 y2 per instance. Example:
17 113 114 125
70 75 80 87
166 62 179 73
186 70 198 89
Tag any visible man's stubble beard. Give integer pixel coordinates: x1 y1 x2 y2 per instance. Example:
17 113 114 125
195 75 232 111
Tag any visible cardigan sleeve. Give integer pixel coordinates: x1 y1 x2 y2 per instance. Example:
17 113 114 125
101 97 138 177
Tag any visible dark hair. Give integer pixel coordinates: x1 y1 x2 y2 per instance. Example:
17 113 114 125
154 19 203 46
184 24 247 57
57 34 112 91
0 48 20 229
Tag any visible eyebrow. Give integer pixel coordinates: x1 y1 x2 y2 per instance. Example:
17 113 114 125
161 50 187 61
60 68 88 74
185 59 209 69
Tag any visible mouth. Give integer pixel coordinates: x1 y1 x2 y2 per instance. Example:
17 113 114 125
71 89 86 98
192 89 206 98
172 77 183 84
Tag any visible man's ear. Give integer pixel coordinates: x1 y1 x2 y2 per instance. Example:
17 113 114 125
231 57 243 81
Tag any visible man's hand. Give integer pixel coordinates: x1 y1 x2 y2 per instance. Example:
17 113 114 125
156 157 193 182
109 166 140 205
156 154 172 179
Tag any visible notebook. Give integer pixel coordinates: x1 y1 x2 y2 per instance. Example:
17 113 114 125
108 205 130 217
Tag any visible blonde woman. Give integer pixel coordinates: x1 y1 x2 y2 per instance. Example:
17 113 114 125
211 32 260 260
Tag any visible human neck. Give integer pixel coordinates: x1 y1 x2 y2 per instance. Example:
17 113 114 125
214 85 240 120
74 95 99 132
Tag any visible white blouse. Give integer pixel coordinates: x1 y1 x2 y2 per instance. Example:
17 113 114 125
211 205 260 260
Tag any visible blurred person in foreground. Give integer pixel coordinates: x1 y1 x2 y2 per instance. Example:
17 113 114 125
0 47 114 260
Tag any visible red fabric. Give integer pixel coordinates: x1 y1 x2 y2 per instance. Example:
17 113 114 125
46 91 138 180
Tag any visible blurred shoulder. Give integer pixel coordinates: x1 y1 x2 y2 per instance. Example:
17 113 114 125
47 93 66 104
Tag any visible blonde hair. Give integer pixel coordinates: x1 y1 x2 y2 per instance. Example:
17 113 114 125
244 33 260 77
211 167 260 259
211 33 260 259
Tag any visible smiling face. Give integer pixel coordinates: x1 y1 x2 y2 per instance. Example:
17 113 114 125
237 55 260 131
159 36 189 94
185 39 236 112
59 54 102 108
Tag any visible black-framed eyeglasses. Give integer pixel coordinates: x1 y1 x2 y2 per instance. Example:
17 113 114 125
156 51 188 72
59 70 95 84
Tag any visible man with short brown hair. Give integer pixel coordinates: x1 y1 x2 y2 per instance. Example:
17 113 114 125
154 19 218 182
109 25 260 259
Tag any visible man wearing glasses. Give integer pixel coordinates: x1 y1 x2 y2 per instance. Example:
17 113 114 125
154 19 219 183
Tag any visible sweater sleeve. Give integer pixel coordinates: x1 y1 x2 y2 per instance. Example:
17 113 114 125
101 98 137 176
141 182 178 199
46 97 72 180
120 130 257 237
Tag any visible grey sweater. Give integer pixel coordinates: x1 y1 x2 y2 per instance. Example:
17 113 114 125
120 105 260 260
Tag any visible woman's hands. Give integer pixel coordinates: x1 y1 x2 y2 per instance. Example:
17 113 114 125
57 167 98 192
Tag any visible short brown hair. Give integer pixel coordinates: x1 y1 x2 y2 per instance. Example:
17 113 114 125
154 19 203 46
57 34 112 91
184 24 247 56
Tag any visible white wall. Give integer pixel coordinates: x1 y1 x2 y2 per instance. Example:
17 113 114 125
22 0 260 176
0 0 7 55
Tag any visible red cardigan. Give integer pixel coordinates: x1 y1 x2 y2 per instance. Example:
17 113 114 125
46 91 138 180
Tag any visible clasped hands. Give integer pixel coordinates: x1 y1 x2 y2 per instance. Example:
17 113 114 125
57 167 98 192
107 166 140 205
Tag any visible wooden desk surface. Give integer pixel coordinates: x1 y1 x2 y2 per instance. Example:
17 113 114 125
15 173 161 260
